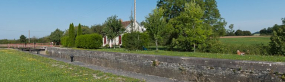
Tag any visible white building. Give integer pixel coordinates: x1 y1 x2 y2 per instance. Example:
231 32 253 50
102 20 146 47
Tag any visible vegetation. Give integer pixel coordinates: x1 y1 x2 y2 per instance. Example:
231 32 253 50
49 28 64 45
226 24 235 36
269 19 285 55
103 15 125 49
91 24 105 36
122 32 149 50
75 33 102 49
144 7 167 51
20 35 27 44
61 36 69 47
68 23 75 47
77 23 82 36
0 49 140 82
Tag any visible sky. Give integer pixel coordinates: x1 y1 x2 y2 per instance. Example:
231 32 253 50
0 0 284 39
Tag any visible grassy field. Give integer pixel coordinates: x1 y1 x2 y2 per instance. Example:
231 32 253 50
76 48 285 62
0 49 140 82
219 36 270 45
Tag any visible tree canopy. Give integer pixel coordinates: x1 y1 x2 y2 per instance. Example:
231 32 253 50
49 28 64 45
103 15 125 48
20 35 27 43
144 7 167 50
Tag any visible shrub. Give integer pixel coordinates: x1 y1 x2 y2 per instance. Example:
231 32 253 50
122 32 149 50
61 36 69 47
269 26 285 56
75 33 102 49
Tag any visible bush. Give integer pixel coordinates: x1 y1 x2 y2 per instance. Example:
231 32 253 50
75 33 102 49
269 26 285 56
61 36 69 47
122 32 149 50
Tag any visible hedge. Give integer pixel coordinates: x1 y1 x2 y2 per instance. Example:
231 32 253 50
122 32 149 50
61 36 69 47
75 33 102 49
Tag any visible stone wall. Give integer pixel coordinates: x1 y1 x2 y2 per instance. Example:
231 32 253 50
47 47 285 82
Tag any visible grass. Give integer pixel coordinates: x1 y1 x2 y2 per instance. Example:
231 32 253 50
77 48 285 62
0 49 141 82
219 37 270 45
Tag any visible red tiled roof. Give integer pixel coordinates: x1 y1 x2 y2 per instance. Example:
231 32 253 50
121 21 131 28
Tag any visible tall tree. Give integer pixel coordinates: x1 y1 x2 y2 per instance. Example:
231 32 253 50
103 15 125 49
49 28 64 45
157 0 225 47
170 2 211 51
145 7 167 51
68 23 75 47
77 23 82 36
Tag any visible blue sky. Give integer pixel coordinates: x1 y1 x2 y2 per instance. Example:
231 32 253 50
0 0 284 39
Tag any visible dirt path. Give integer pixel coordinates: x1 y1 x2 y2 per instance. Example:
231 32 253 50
28 51 178 82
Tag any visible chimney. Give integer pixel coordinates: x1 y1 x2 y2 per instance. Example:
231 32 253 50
120 19 123 22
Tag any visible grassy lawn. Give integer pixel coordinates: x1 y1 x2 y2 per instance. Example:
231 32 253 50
78 48 285 62
219 37 270 45
0 49 140 82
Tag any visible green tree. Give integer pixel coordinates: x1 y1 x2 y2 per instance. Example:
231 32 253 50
235 29 243 36
269 19 285 55
20 35 27 44
144 7 167 51
170 2 212 52
77 23 82 36
157 0 225 47
213 18 227 37
91 24 105 36
49 28 64 45
68 23 75 47
227 24 235 36
103 15 125 49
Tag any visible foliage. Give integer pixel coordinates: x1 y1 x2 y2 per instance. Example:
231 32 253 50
260 24 280 35
144 7 167 50
168 2 212 51
235 29 243 36
75 33 102 49
60 36 69 47
269 25 285 55
20 35 27 43
77 23 82 36
213 18 227 37
68 23 75 47
122 32 149 50
227 24 235 36
49 28 64 45
0 49 140 82
103 15 125 48
157 0 226 49
91 24 105 36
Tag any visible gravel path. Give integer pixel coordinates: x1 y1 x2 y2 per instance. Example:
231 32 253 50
30 51 178 82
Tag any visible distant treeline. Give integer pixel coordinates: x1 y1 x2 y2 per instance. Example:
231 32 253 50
259 24 284 35
0 36 50 44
